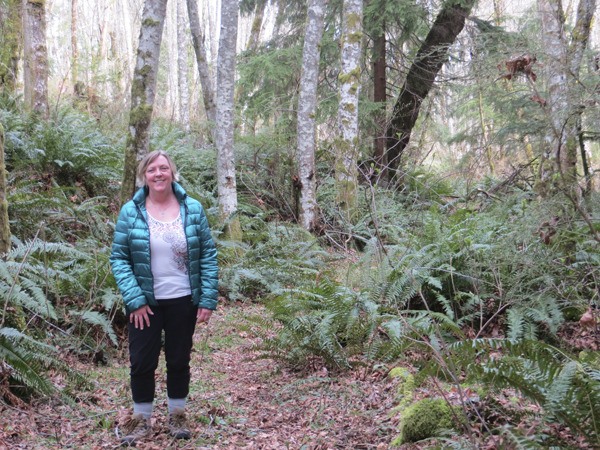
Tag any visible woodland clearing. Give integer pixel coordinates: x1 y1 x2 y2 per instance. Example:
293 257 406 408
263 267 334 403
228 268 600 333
0 302 400 449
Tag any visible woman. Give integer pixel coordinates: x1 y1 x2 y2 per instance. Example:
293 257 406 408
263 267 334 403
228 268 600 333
110 150 218 446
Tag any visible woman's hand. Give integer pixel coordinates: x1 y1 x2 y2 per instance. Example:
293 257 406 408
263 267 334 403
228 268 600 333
130 305 154 330
197 308 213 323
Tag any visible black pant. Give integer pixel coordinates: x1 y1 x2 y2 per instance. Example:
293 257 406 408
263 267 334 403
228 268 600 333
127 296 197 403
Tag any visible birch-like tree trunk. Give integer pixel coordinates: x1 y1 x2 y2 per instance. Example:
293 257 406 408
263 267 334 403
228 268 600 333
177 0 190 130
23 0 49 118
537 0 569 191
0 123 9 255
71 0 78 88
120 0 168 204
187 0 217 131
537 0 595 198
297 0 327 231
371 20 386 174
336 0 363 220
0 0 22 92
245 0 266 52
215 0 241 238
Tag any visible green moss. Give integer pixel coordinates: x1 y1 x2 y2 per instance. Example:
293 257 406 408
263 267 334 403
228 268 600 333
346 12 361 29
346 31 363 44
142 18 160 28
338 68 360 84
129 104 153 126
395 398 454 445
389 367 416 413
342 102 356 113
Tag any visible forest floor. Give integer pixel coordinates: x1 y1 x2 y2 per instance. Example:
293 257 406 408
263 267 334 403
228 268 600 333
0 302 403 449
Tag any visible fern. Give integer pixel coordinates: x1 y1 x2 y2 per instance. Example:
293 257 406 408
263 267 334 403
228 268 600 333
68 310 118 347
431 339 600 446
0 327 57 397
0 327 88 401
219 221 328 302
252 277 382 370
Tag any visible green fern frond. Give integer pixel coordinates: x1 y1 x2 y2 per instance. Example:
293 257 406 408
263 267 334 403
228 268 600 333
69 309 118 347
0 327 58 397
497 425 545 449
254 277 385 370
438 338 600 445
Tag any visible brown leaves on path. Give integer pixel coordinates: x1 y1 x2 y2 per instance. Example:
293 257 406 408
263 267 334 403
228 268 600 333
0 302 400 449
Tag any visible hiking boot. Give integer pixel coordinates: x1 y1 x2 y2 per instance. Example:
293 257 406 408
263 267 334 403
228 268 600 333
168 408 191 439
117 413 151 446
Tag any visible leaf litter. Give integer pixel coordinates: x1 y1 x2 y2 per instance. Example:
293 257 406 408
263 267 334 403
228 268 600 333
0 302 398 449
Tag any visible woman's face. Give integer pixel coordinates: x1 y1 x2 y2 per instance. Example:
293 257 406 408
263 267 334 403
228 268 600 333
144 155 174 195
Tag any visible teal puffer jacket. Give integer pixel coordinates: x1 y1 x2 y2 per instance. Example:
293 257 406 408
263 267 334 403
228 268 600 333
110 182 218 313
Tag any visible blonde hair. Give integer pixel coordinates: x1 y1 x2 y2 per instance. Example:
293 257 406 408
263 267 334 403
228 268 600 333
136 150 180 187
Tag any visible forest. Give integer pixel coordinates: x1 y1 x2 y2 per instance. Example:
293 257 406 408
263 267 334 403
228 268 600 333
1 0 600 448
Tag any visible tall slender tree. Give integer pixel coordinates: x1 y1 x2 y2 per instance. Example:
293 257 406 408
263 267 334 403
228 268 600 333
335 0 363 220
243 0 267 52
0 123 9 255
537 0 595 200
177 0 190 131
0 0 21 92
297 0 327 231
22 0 49 118
215 0 241 238
187 0 217 133
120 0 168 204
71 0 78 89
371 16 386 174
385 0 475 180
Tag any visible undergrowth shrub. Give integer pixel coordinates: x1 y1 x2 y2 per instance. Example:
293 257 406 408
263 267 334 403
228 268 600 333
219 217 328 302
0 239 115 402
251 276 381 370
4 107 121 198
422 338 600 447
0 327 88 404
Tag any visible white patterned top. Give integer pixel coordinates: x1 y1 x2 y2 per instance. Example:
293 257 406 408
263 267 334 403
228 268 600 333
148 212 191 299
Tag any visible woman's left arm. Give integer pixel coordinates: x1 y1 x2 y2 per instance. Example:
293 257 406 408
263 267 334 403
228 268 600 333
196 206 219 310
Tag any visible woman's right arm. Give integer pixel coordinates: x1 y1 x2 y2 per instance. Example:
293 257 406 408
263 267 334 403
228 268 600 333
110 207 147 312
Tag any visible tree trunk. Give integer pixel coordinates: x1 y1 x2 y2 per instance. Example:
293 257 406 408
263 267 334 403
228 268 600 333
177 0 190 131
385 0 475 179
0 123 10 255
120 0 168 205
336 0 363 220
0 0 22 92
71 0 78 88
22 0 49 118
216 0 241 239
566 0 595 197
371 18 386 176
536 0 596 256
187 0 217 132
297 0 327 231
537 0 594 198
245 0 266 52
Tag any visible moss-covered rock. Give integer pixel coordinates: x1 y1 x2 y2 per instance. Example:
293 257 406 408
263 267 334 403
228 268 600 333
396 398 454 445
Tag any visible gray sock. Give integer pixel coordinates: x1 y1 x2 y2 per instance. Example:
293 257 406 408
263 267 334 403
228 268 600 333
167 397 186 414
133 402 153 420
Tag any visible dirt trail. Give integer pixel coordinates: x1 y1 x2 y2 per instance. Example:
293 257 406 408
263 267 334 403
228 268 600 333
0 302 398 449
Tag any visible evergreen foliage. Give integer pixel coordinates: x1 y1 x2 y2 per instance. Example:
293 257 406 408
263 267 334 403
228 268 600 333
431 339 600 447
219 218 327 302
253 276 380 369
